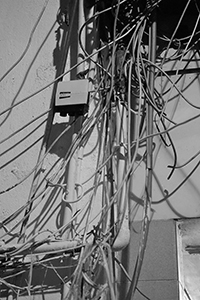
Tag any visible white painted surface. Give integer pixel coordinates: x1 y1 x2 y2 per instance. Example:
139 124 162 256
131 65 200 220
0 1 200 237
0 0 58 234
0 1 200 299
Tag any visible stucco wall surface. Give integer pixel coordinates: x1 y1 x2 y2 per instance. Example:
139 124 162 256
0 0 58 232
0 1 200 300
1 0 200 240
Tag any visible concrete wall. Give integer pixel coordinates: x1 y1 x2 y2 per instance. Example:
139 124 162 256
131 62 200 220
120 220 179 300
0 0 58 236
0 1 200 299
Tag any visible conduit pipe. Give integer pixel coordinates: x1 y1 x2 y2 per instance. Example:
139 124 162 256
61 113 83 242
61 0 85 241
73 0 88 216
61 1 86 298
0 235 133 258
112 102 130 251
126 9 157 300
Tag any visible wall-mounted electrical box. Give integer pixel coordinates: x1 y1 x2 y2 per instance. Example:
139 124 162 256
55 79 89 116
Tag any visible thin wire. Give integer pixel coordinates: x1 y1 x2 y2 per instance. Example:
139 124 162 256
160 0 192 67
153 159 200 204
1 1 200 298
0 109 50 145
0 118 75 195
144 58 200 109
168 149 200 169
0 20 57 127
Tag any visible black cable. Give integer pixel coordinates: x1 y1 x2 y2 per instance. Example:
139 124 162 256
168 149 200 169
153 159 200 204
0 109 50 145
136 287 151 300
154 116 178 180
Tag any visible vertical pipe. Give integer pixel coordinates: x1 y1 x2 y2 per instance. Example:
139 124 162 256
73 0 86 215
61 120 77 241
61 1 85 298
146 13 156 203
60 0 78 79
112 100 130 299
78 0 85 73
112 102 130 251
61 0 85 239
125 9 157 300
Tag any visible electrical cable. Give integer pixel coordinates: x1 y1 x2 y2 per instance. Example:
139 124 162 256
153 159 200 204
1 0 200 297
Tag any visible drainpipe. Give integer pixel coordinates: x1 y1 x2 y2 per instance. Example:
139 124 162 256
73 0 87 216
18 0 78 243
61 1 86 298
125 8 157 300
112 102 130 251
61 0 85 237
146 12 156 216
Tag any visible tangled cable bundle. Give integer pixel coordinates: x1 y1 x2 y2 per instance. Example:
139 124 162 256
0 0 200 299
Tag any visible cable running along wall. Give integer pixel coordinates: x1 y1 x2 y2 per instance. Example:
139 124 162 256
0 0 200 299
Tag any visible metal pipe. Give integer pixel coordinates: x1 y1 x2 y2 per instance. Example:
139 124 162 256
72 0 87 215
61 1 86 298
18 0 78 243
125 9 157 300
146 11 157 206
112 102 130 251
0 240 79 256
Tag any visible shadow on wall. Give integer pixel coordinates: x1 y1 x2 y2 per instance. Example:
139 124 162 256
0 2 81 299
26 0 101 240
